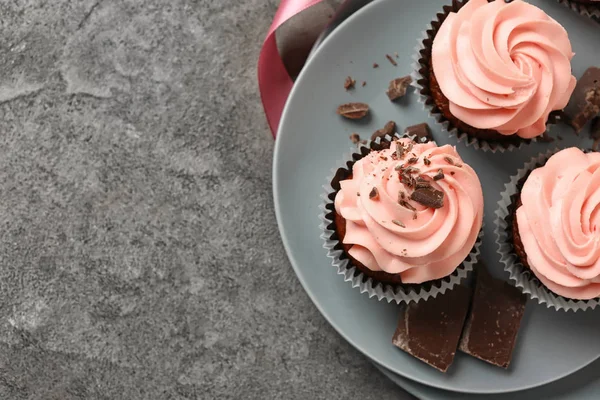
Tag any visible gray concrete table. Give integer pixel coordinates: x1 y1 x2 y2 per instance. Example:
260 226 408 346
0 1 413 398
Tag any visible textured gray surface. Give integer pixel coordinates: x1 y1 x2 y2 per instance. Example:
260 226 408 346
0 1 410 399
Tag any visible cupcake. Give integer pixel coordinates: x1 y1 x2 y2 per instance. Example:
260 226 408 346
414 0 577 151
321 135 484 303
496 147 600 311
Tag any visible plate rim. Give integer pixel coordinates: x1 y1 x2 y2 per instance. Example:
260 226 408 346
272 0 599 393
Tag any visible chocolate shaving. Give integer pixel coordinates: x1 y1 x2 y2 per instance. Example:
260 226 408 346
349 133 361 144
386 76 412 101
413 212 418 220
395 141 406 160
344 76 356 90
407 157 418 165
404 166 420 175
392 219 405 228
369 187 379 200
433 169 444 181
411 188 444 209
394 164 404 171
423 157 431 166
443 156 455 165
399 200 416 211
371 121 397 141
373 63 379 68
398 191 406 201
385 54 397 66
450 171 455 176
362 81 366 87
337 102 369 119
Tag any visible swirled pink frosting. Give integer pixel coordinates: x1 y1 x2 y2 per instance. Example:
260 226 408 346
334 139 483 284
516 148 600 300
431 0 577 138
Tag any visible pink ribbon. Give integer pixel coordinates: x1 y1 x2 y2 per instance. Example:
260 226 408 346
258 0 325 137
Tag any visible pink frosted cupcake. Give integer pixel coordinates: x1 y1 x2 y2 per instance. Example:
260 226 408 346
497 148 600 311
321 135 484 303
415 0 577 151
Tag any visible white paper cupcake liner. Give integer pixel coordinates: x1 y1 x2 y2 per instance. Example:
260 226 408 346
410 0 568 153
557 0 600 18
494 149 600 312
319 133 483 304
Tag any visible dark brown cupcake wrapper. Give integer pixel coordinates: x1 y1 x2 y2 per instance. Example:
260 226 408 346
557 0 600 18
494 148 600 311
411 0 565 153
319 133 483 304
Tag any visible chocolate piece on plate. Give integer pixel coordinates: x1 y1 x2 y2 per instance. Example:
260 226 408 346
459 264 527 369
564 67 600 133
404 123 431 142
336 102 369 119
386 76 412 101
392 285 472 373
344 76 356 90
371 121 397 141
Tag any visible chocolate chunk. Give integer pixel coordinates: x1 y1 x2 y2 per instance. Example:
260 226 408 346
349 133 361 144
459 264 527 369
371 121 396 141
369 187 379 200
404 123 432 142
385 54 397 66
433 169 444 181
410 187 444 209
564 67 600 133
337 102 369 119
392 286 472 373
386 76 412 101
344 76 356 90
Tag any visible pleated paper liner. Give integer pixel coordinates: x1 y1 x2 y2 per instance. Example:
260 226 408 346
558 0 600 19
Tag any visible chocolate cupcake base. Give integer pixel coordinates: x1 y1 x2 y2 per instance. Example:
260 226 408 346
495 149 600 311
320 134 483 304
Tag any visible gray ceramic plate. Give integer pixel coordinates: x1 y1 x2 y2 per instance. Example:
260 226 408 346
273 0 600 394
374 359 600 400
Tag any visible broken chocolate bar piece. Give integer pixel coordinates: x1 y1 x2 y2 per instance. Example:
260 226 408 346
410 187 444 209
591 117 600 151
404 123 431 142
564 67 600 133
337 102 369 119
459 264 527 369
371 121 397 141
387 76 412 101
392 285 472 373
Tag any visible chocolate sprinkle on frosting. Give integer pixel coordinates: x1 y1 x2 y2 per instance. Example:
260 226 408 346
433 169 445 181
443 156 455 165
369 187 379 200
423 157 431 166
411 188 444 209
392 219 405 228
400 200 416 212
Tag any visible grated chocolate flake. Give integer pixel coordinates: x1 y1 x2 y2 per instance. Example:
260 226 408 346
344 76 356 90
411 188 444 209
433 169 445 181
400 200 416 212
407 157 418 165
413 212 418 220
443 156 455 165
350 133 361 144
423 157 431 166
385 54 397 66
369 187 379 200
395 141 406 160
337 102 369 119
373 63 379 68
386 76 412 101
392 219 405 228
